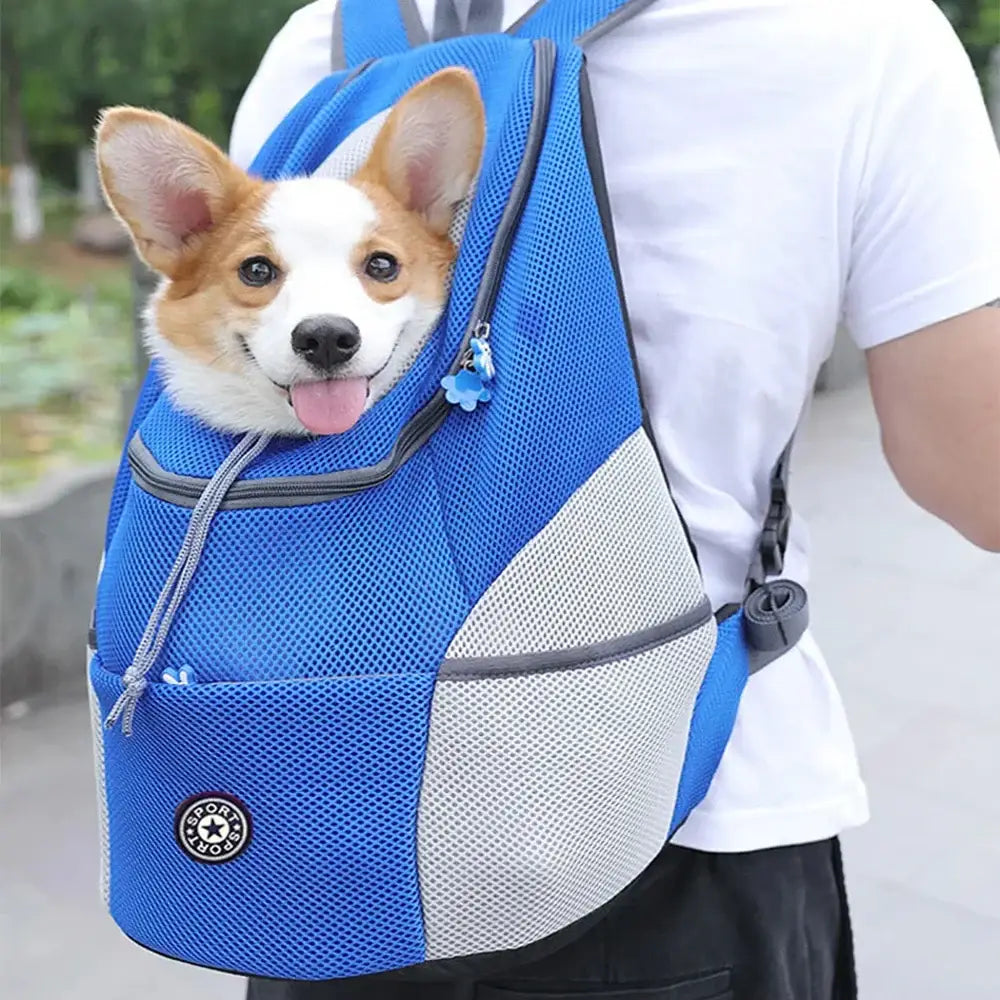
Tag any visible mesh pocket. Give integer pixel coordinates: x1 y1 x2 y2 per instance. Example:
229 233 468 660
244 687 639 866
91 659 436 980
416 615 718 960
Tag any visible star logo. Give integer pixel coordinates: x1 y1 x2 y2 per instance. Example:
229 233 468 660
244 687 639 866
175 793 252 864
197 816 229 842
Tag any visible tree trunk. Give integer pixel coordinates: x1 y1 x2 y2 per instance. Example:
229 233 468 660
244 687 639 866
76 147 103 212
10 165 43 242
1 21 43 242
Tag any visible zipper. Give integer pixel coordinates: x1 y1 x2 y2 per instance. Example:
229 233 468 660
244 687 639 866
334 57 377 95
130 39 557 511
460 38 555 353
439 597 714 682
97 597 715 692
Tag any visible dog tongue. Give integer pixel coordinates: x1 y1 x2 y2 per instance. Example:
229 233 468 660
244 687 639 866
290 378 368 435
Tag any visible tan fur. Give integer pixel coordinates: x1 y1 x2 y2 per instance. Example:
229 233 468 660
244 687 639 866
95 69 485 397
350 180 456 307
154 199 283 367
349 67 484 310
352 68 485 236
97 108 280 366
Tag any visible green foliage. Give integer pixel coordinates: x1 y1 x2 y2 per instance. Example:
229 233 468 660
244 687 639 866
937 0 1000 86
3 0 995 185
2 0 304 182
0 267 74 312
0 266 134 491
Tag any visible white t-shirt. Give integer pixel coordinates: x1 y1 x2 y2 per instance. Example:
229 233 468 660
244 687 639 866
230 0 1000 853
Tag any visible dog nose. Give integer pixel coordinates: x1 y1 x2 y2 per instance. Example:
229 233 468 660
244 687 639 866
291 316 361 371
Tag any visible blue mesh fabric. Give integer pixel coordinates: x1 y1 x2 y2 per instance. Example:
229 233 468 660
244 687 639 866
105 363 165 551
513 0 641 44
668 612 749 836
105 41 640 677
428 46 641 598
338 0 412 69
95 4 733 981
97 452 468 683
91 653 434 979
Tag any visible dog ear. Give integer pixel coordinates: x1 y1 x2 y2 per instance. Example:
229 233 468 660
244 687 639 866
357 68 485 236
95 107 253 276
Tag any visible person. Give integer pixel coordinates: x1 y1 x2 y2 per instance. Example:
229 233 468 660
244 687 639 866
229 1 1000 997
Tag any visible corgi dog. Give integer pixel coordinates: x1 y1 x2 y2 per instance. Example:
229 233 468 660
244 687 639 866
96 69 485 437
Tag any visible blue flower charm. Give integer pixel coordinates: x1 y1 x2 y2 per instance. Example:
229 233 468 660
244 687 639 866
161 665 197 686
441 369 492 412
470 337 495 381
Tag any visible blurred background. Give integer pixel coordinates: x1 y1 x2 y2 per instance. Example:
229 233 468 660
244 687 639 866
1 3 999 999
0 0 303 496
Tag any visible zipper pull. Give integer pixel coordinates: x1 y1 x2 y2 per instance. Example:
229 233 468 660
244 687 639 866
441 320 495 413
442 370 491 412
469 334 495 382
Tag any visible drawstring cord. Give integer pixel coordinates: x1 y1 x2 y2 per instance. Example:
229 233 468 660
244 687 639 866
105 432 271 735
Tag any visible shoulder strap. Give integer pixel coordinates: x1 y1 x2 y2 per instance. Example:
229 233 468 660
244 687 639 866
746 436 794 595
509 0 657 47
331 0 428 71
742 434 811 673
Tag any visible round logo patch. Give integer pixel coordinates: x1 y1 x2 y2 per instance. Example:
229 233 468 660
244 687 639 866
175 793 252 864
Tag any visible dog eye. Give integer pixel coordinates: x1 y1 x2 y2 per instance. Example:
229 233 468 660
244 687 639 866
364 252 400 282
238 256 279 287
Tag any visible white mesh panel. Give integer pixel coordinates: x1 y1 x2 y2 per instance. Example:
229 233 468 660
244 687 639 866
418 617 717 960
87 654 111 908
446 429 705 658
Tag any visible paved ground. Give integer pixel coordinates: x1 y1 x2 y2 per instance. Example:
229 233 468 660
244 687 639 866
2 380 998 999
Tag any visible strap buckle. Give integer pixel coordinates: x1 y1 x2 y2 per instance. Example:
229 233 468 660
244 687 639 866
759 483 791 579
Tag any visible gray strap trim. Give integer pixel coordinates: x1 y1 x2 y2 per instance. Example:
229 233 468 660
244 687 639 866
506 0 656 45
439 597 713 681
399 0 430 47
435 0 503 40
331 1 345 71
127 384 449 509
576 0 659 46
335 57 377 94
434 0 464 41
748 645 789 675
331 0 428 72
462 39 555 336
465 0 504 34
745 433 797 593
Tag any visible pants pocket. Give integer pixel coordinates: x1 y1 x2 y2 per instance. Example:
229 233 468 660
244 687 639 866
477 968 732 999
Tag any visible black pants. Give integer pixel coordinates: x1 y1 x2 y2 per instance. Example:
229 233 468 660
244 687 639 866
246 838 857 1000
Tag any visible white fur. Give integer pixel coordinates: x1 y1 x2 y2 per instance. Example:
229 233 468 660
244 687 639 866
103 71 482 436
146 177 445 436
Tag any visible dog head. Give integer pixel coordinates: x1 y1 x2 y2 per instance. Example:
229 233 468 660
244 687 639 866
96 69 485 435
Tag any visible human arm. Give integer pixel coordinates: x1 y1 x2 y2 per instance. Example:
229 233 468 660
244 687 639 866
843 0 1000 550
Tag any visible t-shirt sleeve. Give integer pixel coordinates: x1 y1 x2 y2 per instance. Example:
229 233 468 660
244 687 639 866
228 0 337 171
843 0 1000 350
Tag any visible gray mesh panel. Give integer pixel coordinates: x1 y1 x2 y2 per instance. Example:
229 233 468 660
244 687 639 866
87 654 111 908
446 429 704 658
418 617 717 960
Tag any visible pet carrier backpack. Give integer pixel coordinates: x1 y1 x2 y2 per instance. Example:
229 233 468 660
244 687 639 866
89 0 809 981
